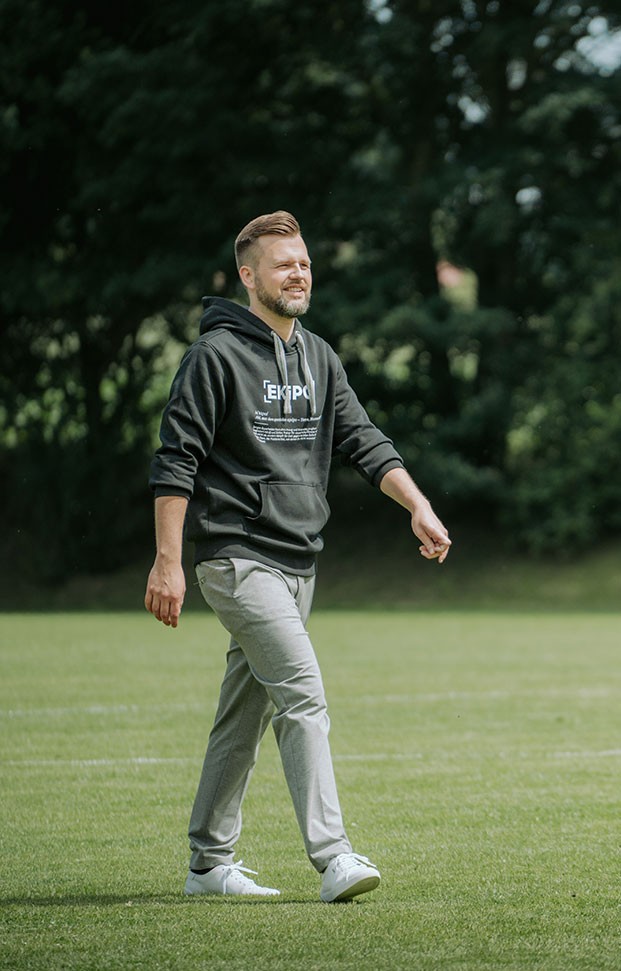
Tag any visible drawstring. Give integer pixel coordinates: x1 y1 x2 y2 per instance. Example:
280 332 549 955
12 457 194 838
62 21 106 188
272 331 292 415
271 328 317 417
295 330 317 416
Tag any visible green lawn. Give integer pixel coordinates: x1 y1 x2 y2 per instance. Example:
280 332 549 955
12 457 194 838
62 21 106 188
1 611 620 970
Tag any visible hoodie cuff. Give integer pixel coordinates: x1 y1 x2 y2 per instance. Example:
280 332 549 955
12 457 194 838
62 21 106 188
152 486 193 500
371 458 406 489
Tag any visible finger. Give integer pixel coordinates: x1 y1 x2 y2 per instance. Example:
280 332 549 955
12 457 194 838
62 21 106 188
165 597 182 627
160 599 172 626
419 543 449 562
152 597 164 623
417 530 437 556
147 593 159 619
430 529 451 547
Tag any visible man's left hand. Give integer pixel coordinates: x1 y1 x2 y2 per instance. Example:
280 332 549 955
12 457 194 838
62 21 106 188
411 508 451 564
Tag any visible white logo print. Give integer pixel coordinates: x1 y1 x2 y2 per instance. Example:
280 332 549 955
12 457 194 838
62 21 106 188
254 378 321 443
263 379 310 404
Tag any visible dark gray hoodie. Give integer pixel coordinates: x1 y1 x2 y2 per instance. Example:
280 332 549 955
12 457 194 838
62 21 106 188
150 297 404 574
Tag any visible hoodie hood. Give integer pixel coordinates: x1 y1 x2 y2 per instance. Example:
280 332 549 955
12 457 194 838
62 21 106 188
200 296 276 347
200 296 316 416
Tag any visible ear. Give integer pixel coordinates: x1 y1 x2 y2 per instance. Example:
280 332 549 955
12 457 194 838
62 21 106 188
238 264 255 290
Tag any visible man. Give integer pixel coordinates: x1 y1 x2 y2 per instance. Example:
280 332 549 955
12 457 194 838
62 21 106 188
145 211 450 902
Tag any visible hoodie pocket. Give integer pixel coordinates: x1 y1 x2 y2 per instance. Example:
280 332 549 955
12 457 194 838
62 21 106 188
249 481 330 548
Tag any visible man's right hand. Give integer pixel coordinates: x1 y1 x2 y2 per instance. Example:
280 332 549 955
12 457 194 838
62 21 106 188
144 558 186 628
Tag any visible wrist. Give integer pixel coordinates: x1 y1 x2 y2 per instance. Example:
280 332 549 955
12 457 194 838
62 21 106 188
155 550 182 567
408 494 431 517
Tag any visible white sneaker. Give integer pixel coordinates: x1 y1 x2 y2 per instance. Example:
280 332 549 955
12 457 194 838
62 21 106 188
320 852 381 903
184 861 280 897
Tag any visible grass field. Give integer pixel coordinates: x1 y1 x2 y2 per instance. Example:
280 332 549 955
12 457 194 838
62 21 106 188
1 610 620 970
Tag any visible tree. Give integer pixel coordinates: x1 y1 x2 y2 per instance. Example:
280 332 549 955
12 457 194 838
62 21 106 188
1 0 620 580
438 1 621 548
326 0 621 541
0 0 377 577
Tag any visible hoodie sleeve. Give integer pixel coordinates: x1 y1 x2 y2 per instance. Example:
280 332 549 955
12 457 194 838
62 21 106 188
332 359 405 487
149 341 228 499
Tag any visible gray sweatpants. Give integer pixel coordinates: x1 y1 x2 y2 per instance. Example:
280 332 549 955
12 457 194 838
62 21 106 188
189 557 352 873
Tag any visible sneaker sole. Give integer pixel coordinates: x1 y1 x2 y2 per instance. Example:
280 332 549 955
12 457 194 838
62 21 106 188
185 886 280 897
184 879 280 897
325 874 381 903
185 890 280 897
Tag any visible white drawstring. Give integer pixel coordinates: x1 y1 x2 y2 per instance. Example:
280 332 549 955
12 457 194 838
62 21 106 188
272 330 292 416
295 330 317 416
271 328 317 417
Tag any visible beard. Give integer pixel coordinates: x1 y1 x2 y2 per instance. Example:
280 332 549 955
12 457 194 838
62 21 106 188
255 276 311 318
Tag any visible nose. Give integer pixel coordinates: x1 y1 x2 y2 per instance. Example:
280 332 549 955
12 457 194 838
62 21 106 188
289 263 309 277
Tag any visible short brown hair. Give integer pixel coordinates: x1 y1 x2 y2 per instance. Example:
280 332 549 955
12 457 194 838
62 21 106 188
234 210 301 269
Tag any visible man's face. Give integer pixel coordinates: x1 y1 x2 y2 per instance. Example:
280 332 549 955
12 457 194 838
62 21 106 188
250 234 312 319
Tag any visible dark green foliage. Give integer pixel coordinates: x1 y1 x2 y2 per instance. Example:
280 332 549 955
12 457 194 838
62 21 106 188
1 0 620 578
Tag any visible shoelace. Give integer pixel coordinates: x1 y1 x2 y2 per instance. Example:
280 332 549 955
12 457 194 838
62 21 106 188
335 853 376 873
221 861 262 893
224 860 258 877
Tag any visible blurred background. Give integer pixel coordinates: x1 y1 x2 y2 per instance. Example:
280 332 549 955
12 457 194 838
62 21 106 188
1 0 620 609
